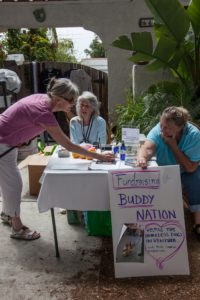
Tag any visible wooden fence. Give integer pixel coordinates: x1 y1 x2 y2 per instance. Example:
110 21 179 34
2 61 108 122
1 61 109 140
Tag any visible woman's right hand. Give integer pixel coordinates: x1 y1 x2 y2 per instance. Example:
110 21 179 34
98 152 115 162
136 141 155 169
136 157 148 169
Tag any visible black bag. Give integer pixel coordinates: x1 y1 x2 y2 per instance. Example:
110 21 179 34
0 138 35 159
0 146 16 158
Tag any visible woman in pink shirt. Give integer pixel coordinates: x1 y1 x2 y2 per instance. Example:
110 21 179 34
0 78 114 241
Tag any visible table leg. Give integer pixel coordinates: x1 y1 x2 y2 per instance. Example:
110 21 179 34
51 208 60 258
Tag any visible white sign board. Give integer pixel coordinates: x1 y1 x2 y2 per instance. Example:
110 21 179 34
108 166 190 278
122 128 140 144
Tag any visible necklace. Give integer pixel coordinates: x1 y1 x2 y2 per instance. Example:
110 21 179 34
81 115 94 143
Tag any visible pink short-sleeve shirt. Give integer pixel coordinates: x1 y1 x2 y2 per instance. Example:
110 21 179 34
0 94 58 146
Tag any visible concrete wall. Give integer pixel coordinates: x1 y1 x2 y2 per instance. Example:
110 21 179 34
132 64 177 98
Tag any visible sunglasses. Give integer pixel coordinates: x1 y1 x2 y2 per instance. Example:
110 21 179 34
61 96 74 104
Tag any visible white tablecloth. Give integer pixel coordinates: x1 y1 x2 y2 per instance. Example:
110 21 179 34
37 153 126 213
37 147 157 213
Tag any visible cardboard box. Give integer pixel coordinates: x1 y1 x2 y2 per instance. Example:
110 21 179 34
28 153 50 196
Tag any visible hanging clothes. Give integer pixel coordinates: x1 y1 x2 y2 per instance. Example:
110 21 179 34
63 68 77 79
70 69 92 93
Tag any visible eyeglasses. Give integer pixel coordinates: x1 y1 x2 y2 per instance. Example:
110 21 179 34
61 96 74 104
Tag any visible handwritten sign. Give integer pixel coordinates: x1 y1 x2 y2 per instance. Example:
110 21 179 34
122 128 140 144
108 166 189 278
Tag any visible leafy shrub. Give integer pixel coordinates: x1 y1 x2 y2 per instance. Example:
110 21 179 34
115 80 198 142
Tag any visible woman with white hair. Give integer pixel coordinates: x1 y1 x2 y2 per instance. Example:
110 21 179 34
70 91 106 146
69 92 111 235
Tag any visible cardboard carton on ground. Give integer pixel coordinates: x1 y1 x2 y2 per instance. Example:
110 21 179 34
27 153 50 196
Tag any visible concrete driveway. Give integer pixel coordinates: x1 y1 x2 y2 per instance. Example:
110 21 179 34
1 166 200 300
0 166 103 299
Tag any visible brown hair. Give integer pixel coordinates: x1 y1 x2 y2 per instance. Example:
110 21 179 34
47 77 79 102
161 106 191 127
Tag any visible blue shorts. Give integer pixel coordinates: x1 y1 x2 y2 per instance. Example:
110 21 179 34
181 166 200 212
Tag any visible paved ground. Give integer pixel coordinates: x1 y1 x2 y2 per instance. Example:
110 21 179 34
1 166 200 300
0 167 102 299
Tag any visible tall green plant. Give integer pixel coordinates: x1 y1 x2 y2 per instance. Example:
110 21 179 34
112 0 200 101
84 36 106 58
115 80 195 140
4 28 55 61
55 38 77 63
115 90 144 141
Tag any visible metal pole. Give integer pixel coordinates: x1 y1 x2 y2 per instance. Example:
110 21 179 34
32 61 39 93
50 208 60 258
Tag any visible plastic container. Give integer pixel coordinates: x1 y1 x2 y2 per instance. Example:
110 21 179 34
84 211 112 236
67 210 83 225
112 144 119 157
120 141 126 161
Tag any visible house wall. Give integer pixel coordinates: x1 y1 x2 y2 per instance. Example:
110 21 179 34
132 65 177 98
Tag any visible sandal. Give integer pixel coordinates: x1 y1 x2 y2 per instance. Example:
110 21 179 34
10 225 40 241
192 224 200 241
1 212 12 226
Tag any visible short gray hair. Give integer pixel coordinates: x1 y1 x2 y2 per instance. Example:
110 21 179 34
161 106 191 127
76 91 100 117
47 77 79 102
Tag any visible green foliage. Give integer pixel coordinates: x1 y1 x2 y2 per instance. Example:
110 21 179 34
84 36 106 58
115 81 197 141
145 0 190 42
55 38 77 63
0 43 6 67
2 28 77 63
4 29 22 52
112 0 200 103
115 90 145 141
4 28 55 61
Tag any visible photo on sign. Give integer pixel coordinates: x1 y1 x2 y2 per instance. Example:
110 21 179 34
116 223 144 263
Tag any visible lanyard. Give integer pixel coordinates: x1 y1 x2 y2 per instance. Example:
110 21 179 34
81 115 94 143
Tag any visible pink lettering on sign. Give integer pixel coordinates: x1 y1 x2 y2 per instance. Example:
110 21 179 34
112 170 160 190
